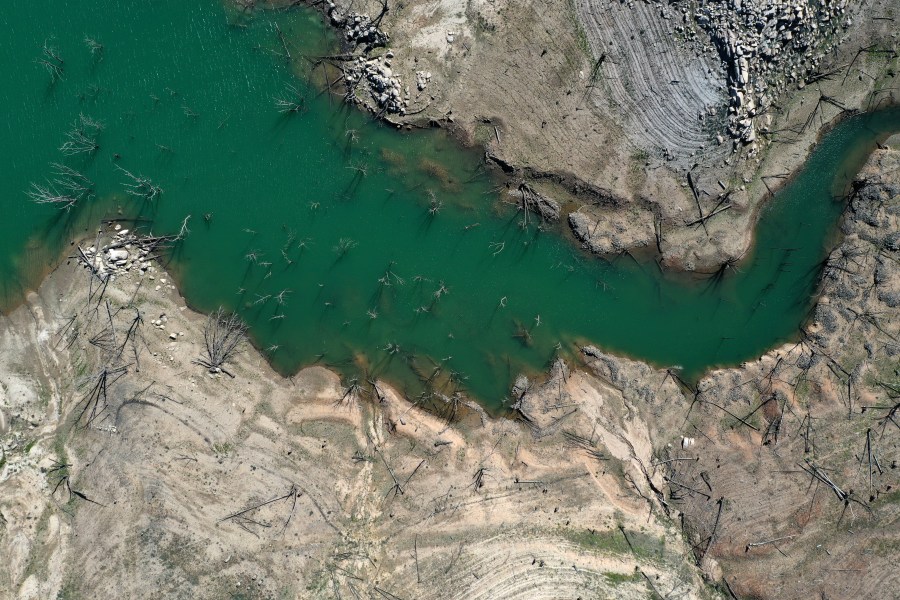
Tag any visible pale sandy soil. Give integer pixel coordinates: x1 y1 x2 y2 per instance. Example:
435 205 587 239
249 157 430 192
0 229 713 599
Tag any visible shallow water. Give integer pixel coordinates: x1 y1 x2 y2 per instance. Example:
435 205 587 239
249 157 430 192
2 0 899 408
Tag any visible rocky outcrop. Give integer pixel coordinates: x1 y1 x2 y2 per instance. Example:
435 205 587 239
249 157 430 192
324 4 410 115
75 223 182 281
577 0 854 157
344 54 407 114
690 0 853 149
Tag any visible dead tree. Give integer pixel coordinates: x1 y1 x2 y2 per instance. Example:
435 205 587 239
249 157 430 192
174 215 191 241
48 461 106 507
799 460 871 520
336 377 364 407
74 244 111 303
428 193 443 217
59 115 101 155
381 452 426 501
274 84 306 114
27 163 94 210
83 36 104 58
37 40 64 82
75 365 128 427
116 309 144 369
219 484 301 537
87 300 118 360
115 164 163 201
334 237 358 258
372 0 390 27
437 391 463 429
26 183 79 210
873 400 900 436
857 429 884 496
52 162 94 195
562 430 607 462
274 22 292 61
516 182 560 223
193 308 247 377
54 314 80 350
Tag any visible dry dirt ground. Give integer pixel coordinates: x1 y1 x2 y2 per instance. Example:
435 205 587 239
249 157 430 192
3 2 900 598
0 235 713 598
293 0 899 270
2 146 900 599
511 144 900 598
668 143 900 599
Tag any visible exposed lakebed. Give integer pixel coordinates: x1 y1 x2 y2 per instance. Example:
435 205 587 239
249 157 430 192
2 0 899 406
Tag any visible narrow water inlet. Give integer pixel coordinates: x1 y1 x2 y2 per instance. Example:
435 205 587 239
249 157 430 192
1 0 899 408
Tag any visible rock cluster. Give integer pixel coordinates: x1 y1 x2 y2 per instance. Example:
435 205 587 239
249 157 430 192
681 0 851 147
324 4 408 115
79 226 155 279
329 8 390 48
344 55 407 114
74 225 186 299
415 70 432 91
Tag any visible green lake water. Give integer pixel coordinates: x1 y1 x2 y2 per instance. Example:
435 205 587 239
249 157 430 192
2 0 899 407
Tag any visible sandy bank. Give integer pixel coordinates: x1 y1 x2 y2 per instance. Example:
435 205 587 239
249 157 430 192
0 225 710 598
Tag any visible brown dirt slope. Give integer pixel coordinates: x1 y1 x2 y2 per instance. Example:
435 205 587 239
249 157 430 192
668 144 900 599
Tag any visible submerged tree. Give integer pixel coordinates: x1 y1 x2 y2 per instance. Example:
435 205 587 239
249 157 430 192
427 191 443 217
26 182 79 210
194 307 247 377
59 115 102 156
83 35 104 59
274 84 306 114
115 164 163 201
334 237 357 258
37 39 64 83
26 163 94 210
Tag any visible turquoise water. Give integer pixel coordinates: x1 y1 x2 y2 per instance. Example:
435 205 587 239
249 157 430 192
2 0 899 407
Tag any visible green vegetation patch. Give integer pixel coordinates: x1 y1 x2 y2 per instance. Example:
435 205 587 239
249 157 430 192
603 570 643 585
561 526 666 561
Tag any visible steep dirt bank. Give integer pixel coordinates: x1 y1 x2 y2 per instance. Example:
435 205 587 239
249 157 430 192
596 144 900 598
667 143 900 599
276 0 898 270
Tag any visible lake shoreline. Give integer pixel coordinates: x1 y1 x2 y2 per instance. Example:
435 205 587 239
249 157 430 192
27 120 900 410
277 0 899 271
1 2 892 400
2 144 899 598
3 106 897 406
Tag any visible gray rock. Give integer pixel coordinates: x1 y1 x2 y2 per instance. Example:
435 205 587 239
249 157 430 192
882 231 900 252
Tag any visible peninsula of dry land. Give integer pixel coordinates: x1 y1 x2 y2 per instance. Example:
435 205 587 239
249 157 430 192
302 0 898 268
